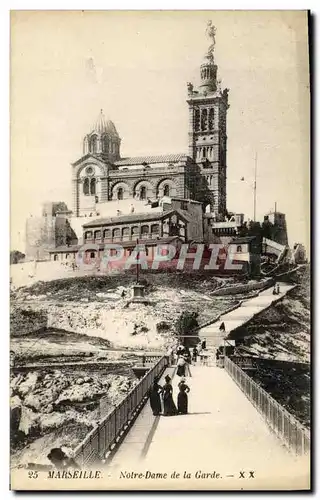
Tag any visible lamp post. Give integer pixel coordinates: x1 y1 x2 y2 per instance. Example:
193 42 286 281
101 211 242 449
240 152 258 222
253 152 258 222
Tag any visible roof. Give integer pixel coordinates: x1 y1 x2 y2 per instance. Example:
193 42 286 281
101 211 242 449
82 209 190 228
230 236 257 244
83 211 165 227
114 154 187 167
176 208 192 222
91 110 119 137
170 197 203 205
71 153 108 167
49 245 80 253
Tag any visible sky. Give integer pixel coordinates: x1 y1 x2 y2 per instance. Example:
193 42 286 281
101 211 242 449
10 10 310 253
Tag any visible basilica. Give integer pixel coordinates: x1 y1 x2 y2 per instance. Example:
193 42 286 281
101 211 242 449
27 24 247 267
70 22 228 220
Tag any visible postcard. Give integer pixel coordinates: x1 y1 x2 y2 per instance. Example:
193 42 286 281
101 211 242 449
10 10 310 491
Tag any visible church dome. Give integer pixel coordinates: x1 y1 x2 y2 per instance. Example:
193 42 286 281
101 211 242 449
83 109 121 160
92 109 119 137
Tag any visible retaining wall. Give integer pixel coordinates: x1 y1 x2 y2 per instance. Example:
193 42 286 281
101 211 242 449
211 278 274 296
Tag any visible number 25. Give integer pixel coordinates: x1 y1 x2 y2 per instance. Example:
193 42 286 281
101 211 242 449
28 471 38 479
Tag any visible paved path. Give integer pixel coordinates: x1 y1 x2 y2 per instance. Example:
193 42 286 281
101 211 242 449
107 364 308 489
199 282 296 350
108 366 176 469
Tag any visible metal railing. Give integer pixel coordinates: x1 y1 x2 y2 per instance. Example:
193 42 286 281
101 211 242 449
73 355 169 467
224 356 310 455
138 353 165 365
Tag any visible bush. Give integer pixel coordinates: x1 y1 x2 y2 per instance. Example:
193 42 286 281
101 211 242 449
175 311 199 336
156 321 171 333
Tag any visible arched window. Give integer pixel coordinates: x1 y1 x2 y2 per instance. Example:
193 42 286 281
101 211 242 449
131 226 139 238
65 253 69 259
195 109 200 131
202 147 206 159
83 178 90 195
122 227 130 240
112 228 120 240
53 254 58 261
163 184 170 197
94 230 101 240
151 224 160 238
90 136 97 153
103 229 111 240
237 245 242 253
85 231 93 240
140 186 147 200
117 187 123 200
90 178 96 195
102 135 109 153
209 108 215 130
141 225 149 236
201 109 208 131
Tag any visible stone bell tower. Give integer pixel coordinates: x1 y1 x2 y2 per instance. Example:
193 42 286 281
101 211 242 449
187 22 229 217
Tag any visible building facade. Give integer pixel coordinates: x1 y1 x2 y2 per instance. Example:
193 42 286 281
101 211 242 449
228 236 261 276
71 111 208 218
25 202 71 260
265 211 288 246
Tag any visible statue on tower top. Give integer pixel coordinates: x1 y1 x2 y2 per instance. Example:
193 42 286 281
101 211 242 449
205 21 217 62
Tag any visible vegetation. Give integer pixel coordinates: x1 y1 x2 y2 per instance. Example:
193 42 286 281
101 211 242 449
175 311 199 336
10 250 25 264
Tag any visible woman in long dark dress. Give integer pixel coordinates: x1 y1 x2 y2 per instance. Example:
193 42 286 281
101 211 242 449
162 375 178 416
177 378 190 415
149 379 163 416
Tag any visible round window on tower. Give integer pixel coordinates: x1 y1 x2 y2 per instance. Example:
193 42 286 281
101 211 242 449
86 166 94 176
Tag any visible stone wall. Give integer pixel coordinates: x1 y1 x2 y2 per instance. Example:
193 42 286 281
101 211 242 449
211 278 274 296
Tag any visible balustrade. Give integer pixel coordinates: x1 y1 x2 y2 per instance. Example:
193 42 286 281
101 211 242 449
224 356 310 455
73 355 168 467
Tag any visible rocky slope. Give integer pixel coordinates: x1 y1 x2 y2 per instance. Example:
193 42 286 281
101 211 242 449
233 266 310 428
10 368 138 468
11 275 238 351
234 266 310 363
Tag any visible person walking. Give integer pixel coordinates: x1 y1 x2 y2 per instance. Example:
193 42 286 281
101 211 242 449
219 322 226 332
184 346 191 364
201 338 207 350
192 346 198 363
149 379 163 416
177 378 190 415
176 344 185 357
276 283 280 294
162 375 178 416
177 355 186 377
